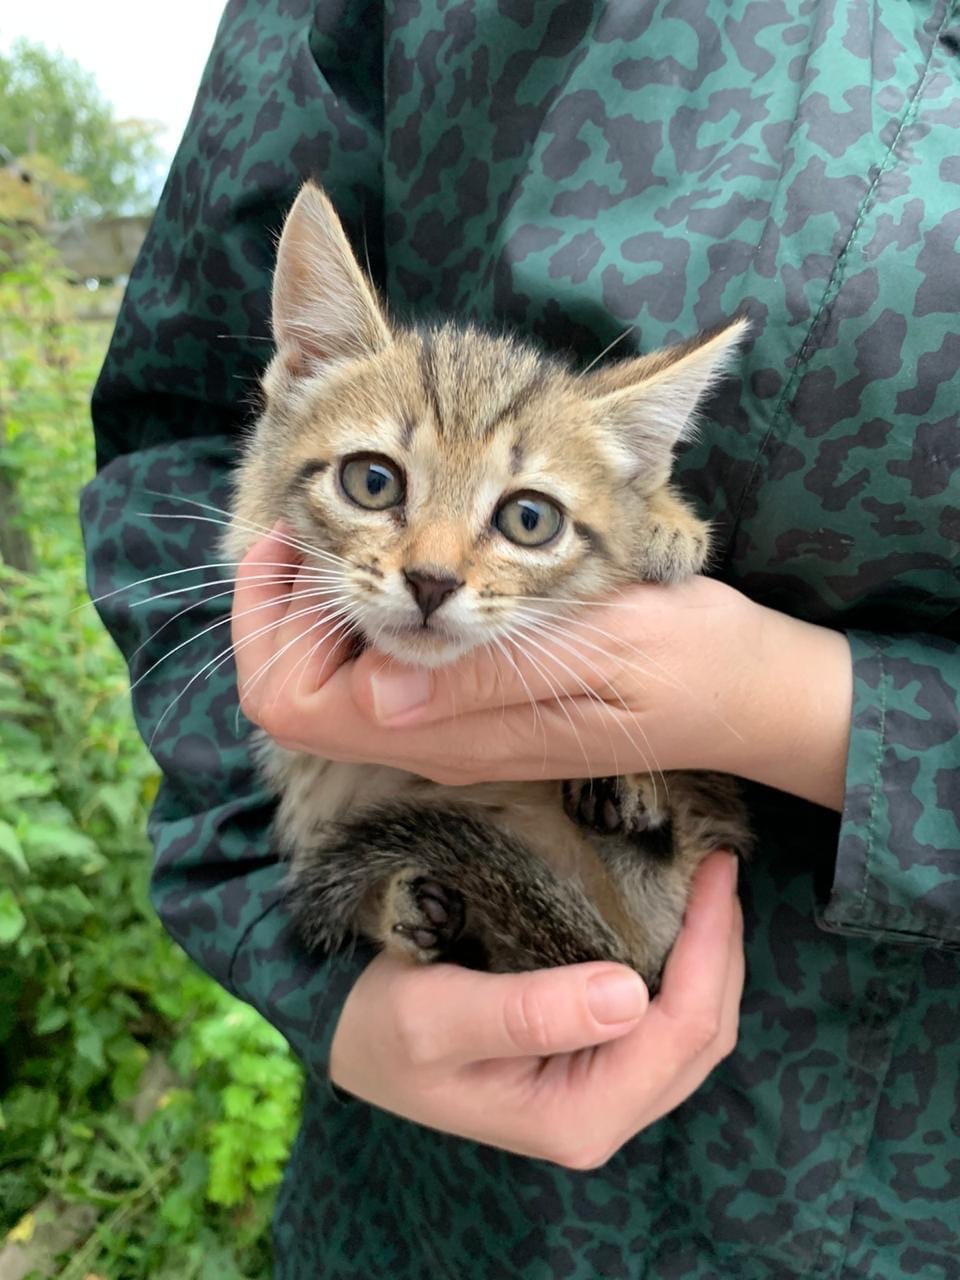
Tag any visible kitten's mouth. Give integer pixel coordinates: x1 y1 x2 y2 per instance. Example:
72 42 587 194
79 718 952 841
364 618 475 668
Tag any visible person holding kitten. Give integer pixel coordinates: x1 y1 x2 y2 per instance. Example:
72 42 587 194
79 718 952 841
84 2 959 1278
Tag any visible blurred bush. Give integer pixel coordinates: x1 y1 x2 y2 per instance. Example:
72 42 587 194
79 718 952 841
0 234 300 1279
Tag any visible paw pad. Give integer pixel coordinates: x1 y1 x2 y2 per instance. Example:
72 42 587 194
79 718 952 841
392 878 465 954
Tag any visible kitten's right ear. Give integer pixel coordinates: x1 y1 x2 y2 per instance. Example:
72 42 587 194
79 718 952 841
272 183 390 378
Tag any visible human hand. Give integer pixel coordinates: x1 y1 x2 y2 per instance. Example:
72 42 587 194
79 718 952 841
329 852 743 1166
233 528 851 808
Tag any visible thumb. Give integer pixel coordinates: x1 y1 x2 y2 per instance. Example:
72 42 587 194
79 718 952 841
399 961 649 1064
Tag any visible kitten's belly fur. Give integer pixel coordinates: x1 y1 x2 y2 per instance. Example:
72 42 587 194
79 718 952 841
262 737 600 886
259 737 748 983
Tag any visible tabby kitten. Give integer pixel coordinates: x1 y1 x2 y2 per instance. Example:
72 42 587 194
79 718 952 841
225 183 751 989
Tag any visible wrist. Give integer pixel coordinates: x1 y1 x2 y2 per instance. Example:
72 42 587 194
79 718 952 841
714 603 852 810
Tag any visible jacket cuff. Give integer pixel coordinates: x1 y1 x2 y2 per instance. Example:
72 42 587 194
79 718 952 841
818 630 960 947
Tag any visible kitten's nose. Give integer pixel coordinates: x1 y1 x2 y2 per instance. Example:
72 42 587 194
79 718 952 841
403 568 464 622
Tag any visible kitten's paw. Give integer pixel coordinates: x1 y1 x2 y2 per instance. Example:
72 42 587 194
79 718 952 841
563 776 674 857
562 776 625 833
382 874 466 962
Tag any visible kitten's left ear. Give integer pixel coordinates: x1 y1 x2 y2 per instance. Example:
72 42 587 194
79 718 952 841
586 317 749 486
272 182 391 378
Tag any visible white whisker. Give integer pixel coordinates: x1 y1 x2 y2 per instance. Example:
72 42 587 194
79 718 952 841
147 598 349 749
512 602 685 694
512 609 670 796
292 613 362 701
140 490 349 568
129 581 283 666
518 593 631 608
576 326 635 378
510 604 672 690
131 584 350 694
502 633 593 780
504 619 623 780
133 570 341 607
140 511 345 568
490 634 547 774
230 607 358 735
79 560 335 612
271 609 359 705
238 604 356 705
515 604 744 746
507 617 667 803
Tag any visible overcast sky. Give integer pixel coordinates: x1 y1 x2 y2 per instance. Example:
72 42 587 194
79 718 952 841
1 0 227 169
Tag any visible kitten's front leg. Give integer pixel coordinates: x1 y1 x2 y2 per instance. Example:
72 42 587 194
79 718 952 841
287 803 634 974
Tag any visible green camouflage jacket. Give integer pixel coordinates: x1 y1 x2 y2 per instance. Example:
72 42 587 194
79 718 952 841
83 2 960 1277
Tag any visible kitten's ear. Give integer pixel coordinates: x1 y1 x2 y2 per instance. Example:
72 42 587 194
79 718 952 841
272 182 390 378
586 318 748 485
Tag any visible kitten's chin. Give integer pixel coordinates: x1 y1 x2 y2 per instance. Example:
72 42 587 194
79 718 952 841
365 625 477 670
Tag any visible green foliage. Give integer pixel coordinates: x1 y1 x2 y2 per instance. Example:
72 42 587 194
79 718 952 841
0 39 163 220
0 234 301 1276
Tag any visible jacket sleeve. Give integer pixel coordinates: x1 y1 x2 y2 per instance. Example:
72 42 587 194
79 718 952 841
82 0 383 1084
820 626 960 948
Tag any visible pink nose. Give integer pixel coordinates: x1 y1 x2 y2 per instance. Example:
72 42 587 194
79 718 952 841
403 569 463 621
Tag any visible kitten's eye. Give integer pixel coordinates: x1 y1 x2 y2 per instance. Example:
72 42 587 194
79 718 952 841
494 492 564 548
339 453 405 510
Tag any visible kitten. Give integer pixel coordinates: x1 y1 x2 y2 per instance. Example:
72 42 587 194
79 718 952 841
225 183 751 989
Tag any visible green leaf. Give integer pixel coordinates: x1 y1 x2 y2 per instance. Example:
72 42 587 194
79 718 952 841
0 887 26 944
0 820 29 874
0 770 55 804
221 1084 255 1120
34 1003 69 1035
92 781 138 829
22 821 97 860
73 1014 106 1071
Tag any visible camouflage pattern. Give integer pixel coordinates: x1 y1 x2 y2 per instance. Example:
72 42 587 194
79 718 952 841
83 0 960 1275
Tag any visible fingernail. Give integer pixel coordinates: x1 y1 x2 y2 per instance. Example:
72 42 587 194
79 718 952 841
587 971 648 1024
370 668 435 723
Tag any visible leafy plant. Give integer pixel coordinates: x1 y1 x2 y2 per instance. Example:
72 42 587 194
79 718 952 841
0 231 300 1277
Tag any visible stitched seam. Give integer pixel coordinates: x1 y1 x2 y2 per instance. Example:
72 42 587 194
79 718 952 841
858 641 889 914
725 10 950 557
817 917 960 946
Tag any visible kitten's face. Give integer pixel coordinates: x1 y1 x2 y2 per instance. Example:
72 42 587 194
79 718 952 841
269 327 651 667
228 184 746 668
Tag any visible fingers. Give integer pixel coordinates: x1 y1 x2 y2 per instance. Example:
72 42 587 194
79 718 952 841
631 856 744 1125
330 859 744 1169
564 851 743 1155
330 953 651 1165
232 530 300 693
389 960 649 1065
349 605 637 728
654 850 740 1035
232 528 353 734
